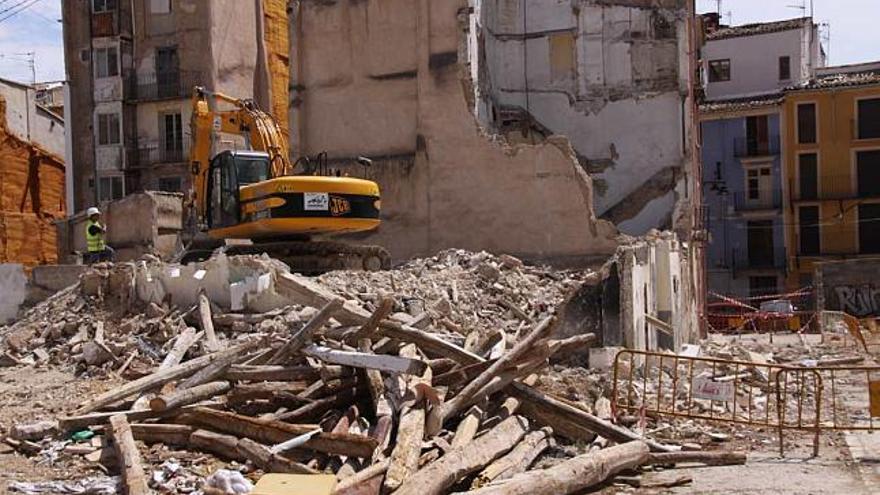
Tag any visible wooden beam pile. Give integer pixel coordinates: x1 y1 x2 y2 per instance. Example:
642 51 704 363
50 271 741 494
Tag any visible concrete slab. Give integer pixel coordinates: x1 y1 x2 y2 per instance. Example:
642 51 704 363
0 264 27 324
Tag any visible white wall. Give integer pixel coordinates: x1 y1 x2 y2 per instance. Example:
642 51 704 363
475 0 690 235
0 80 65 157
703 25 820 101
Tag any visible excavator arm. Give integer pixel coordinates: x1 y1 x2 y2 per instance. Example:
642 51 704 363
189 86 291 222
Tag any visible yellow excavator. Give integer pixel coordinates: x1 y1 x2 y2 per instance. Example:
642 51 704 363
183 87 390 272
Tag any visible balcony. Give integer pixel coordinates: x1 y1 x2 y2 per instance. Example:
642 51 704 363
733 136 780 158
731 247 787 273
131 71 202 102
129 139 191 168
91 8 132 38
733 190 782 213
789 175 880 202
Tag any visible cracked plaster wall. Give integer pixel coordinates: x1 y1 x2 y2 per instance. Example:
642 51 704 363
473 0 692 235
289 0 619 265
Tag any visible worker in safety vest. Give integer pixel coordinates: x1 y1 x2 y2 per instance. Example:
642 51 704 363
84 207 115 264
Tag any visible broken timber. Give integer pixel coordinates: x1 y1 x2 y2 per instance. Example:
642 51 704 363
109 414 149 495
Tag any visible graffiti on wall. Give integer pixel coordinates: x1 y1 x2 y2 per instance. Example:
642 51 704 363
831 285 880 317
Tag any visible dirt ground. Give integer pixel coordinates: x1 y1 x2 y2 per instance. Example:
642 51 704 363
1 333 879 494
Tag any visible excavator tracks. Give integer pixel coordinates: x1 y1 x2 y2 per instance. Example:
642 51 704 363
223 240 392 274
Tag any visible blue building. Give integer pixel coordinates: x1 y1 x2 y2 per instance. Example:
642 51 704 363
701 97 786 297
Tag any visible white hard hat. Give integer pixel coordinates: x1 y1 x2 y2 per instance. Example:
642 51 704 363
86 207 101 216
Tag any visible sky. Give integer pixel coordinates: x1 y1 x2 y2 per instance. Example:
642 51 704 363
0 1 877 84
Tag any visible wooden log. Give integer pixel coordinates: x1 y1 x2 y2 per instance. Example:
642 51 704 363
378 322 482 365
458 441 650 495
237 437 319 474
189 429 240 458
646 451 747 466
393 416 531 495
77 341 257 413
384 344 432 492
349 297 394 342
199 293 221 352
160 327 203 369
276 387 364 422
303 345 428 375
149 381 231 411
268 299 343 364
130 423 194 446
108 414 149 495
275 272 483 364
508 383 673 452
548 333 597 361
359 338 392 418
426 316 554 435
332 458 390 495
132 327 204 410
213 307 290 326
177 339 261 390
58 402 223 432
9 420 58 441
224 364 320 382
180 407 377 458
472 427 555 488
450 405 483 448
227 381 311 404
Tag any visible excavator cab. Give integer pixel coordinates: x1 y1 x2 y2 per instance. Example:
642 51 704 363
206 150 271 229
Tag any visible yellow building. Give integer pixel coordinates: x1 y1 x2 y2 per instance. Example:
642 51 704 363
782 64 880 289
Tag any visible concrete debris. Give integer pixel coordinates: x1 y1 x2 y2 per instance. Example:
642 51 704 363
0 250 740 494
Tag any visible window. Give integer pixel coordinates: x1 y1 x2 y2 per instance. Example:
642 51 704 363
160 112 184 160
745 115 769 155
548 33 575 82
94 47 118 78
798 153 818 200
799 206 820 255
158 177 182 192
747 220 774 267
797 103 817 144
857 150 880 197
859 203 880 253
778 56 791 80
98 176 124 202
708 59 730 82
857 98 880 140
97 113 120 145
150 0 171 14
93 0 117 13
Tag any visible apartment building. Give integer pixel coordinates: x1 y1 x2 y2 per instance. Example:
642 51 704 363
700 16 824 297
783 63 880 290
62 0 287 212
471 0 697 236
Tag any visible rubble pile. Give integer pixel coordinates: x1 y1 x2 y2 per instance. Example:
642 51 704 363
0 252 746 494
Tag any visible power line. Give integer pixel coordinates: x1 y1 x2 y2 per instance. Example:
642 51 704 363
0 0 43 24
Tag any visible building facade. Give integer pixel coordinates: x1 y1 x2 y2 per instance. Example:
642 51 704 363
702 16 823 101
782 64 880 290
62 0 287 213
699 16 823 297
702 99 786 296
471 0 697 235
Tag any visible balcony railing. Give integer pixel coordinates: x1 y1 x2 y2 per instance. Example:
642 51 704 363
732 247 787 273
733 135 780 158
789 175 880 202
733 190 782 212
131 71 202 101
129 139 191 168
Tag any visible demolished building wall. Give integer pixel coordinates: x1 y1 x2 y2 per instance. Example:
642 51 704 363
0 98 65 267
289 0 619 265
471 0 694 235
